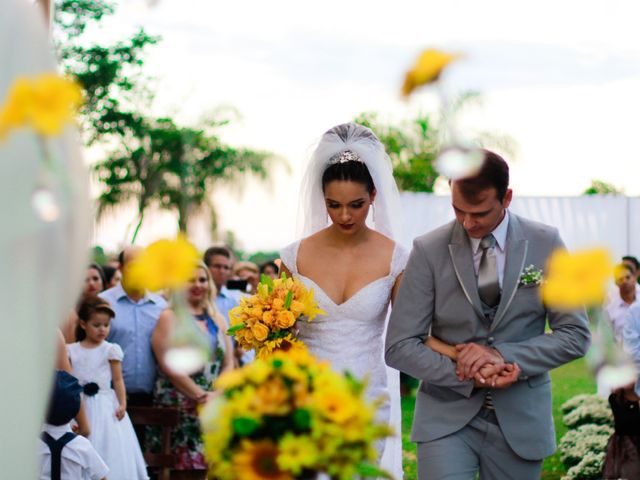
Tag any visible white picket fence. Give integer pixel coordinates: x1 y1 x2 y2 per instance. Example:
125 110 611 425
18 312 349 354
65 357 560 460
399 194 640 261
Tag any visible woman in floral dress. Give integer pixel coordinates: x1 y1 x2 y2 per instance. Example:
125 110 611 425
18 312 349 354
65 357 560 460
149 262 235 479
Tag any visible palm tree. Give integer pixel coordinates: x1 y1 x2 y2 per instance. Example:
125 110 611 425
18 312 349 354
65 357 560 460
94 116 277 243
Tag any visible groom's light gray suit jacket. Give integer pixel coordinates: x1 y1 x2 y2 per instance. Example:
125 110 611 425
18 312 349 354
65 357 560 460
385 213 591 460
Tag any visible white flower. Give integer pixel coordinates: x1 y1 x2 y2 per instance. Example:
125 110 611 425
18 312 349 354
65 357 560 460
435 147 484 180
519 265 543 286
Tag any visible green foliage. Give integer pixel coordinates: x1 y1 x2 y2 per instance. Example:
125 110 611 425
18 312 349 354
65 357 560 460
354 112 439 192
583 180 623 195
54 1 159 145
558 424 612 468
248 251 280 266
54 1 277 242
355 93 517 192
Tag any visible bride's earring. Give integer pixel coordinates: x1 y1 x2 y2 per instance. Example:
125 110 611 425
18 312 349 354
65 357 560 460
371 202 375 222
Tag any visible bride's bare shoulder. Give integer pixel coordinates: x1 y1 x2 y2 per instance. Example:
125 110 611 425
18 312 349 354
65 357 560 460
299 228 332 251
368 230 395 251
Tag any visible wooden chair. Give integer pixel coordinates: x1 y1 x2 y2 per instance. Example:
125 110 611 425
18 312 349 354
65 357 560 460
128 406 180 480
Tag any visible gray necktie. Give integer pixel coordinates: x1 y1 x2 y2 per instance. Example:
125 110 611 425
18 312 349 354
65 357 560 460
478 234 501 307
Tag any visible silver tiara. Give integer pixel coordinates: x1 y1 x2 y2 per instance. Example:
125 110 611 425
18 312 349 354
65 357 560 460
328 149 363 165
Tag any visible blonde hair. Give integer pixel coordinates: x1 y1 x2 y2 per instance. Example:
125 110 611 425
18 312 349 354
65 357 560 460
169 262 219 318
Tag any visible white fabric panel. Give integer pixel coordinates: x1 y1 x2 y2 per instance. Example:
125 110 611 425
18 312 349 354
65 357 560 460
399 193 639 260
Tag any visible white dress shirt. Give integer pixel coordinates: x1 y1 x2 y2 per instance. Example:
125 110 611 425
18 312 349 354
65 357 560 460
469 211 510 289
39 423 109 480
605 295 638 343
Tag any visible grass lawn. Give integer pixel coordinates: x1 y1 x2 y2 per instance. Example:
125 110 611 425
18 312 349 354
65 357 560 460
400 358 596 479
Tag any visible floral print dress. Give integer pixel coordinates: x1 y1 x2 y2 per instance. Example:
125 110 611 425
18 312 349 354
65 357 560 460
147 312 224 470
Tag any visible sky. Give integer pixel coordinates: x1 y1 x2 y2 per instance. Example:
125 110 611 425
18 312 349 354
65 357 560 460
87 0 640 253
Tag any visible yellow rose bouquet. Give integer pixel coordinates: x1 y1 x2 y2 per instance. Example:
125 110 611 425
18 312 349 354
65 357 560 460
200 349 393 480
227 274 325 359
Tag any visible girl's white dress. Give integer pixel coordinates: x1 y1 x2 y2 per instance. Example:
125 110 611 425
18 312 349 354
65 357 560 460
67 341 148 480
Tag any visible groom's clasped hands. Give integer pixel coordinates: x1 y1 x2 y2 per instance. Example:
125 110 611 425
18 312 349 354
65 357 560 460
454 343 520 389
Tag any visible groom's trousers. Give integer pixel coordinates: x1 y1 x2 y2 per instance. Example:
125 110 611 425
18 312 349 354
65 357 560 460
416 408 543 480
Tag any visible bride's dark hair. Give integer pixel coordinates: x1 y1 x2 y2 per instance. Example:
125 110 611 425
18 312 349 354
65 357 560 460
321 160 375 195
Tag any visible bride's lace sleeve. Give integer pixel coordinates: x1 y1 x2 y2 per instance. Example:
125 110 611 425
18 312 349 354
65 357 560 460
391 244 410 278
278 241 300 275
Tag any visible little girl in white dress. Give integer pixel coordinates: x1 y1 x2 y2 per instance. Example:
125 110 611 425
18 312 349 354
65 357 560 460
67 297 148 480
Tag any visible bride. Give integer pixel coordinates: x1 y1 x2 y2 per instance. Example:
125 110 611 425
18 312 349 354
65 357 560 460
279 123 407 478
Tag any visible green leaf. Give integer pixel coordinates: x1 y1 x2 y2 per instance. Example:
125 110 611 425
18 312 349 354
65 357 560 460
292 408 311 431
356 462 394 479
260 273 274 292
284 290 293 310
232 417 259 436
226 323 246 335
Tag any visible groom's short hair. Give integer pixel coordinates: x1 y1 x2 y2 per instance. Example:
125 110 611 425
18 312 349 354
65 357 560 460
456 149 509 202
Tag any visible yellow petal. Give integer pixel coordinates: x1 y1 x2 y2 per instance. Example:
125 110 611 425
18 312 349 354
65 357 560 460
401 49 462 97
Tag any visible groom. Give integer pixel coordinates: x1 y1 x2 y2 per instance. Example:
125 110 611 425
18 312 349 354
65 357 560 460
385 150 590 479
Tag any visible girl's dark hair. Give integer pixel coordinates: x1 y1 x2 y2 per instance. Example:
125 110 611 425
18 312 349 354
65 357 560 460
87 263 107 292
101 265 117 286
321 160 375 195
75 297 115 342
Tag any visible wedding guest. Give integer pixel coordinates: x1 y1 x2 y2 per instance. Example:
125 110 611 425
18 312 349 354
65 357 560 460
623 255 640 285
39 370 109 480
260 260 279 280
233 261 260 294
149 263 234 478
624 302 640 398
606 263 638 343
68 297 148 479
99 247 168 408
608 255 640 303
203 246 239 324
55 329 90 437
62 264 107 343
101 264 122 290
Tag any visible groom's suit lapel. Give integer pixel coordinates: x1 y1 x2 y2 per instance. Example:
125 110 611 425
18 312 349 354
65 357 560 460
492 213 528 331
448 222 485 322
447 214 529 328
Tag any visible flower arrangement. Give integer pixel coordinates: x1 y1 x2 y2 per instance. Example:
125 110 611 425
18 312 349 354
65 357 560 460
558 424 612 468
227 274 325 359
558 394 614 479
518 264 543 286
560 393 609 416
200 348 392 480
563 399 613 429
561 452 606 480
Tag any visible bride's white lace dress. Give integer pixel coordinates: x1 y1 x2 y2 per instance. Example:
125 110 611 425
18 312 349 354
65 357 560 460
280 239 408 478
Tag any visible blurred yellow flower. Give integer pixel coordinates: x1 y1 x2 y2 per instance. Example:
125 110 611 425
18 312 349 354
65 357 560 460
125 235 200 291
253 377 290 415
401 49 462 97
0 73 82 139
541 248 613 309
277 434 318 475
233 440 292 480
313 387 359 425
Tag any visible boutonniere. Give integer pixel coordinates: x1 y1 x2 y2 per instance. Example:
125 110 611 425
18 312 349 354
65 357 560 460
519 265 543 286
